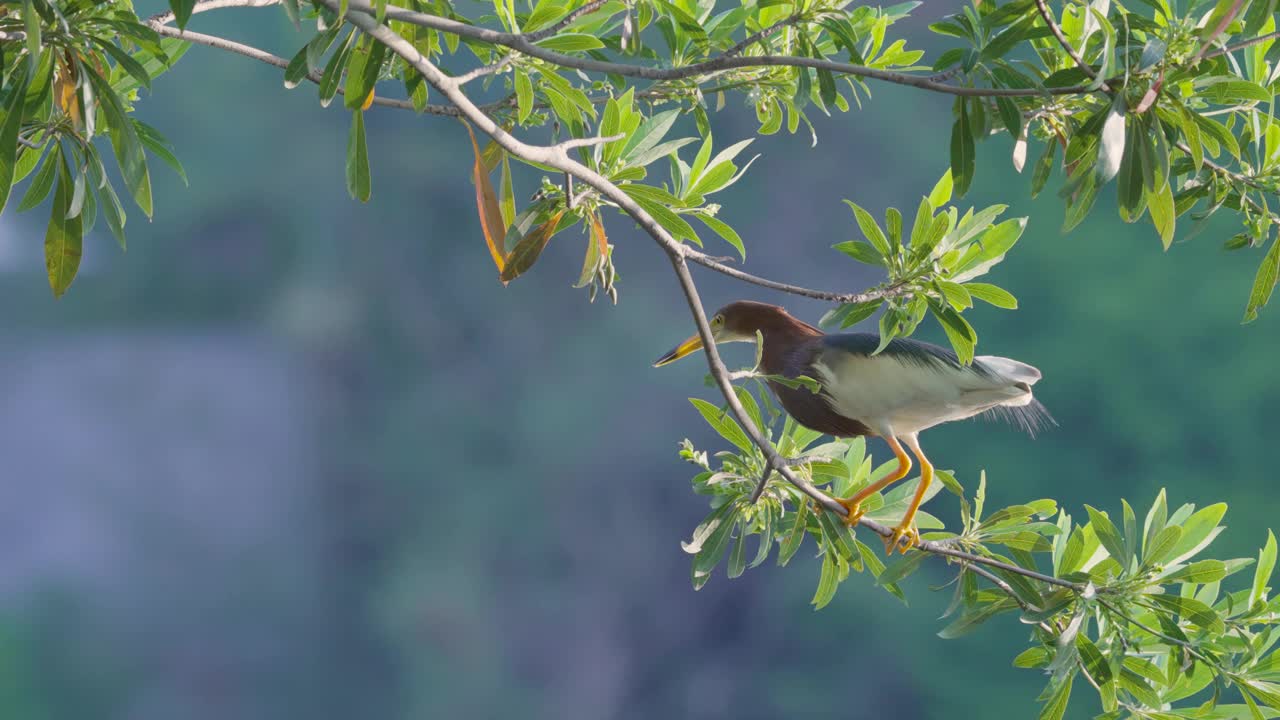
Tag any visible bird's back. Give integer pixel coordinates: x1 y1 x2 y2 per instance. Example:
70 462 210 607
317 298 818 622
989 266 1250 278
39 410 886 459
800 332 1052 437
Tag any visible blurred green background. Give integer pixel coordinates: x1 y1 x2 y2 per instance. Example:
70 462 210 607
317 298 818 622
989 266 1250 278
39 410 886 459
1 6 1277 719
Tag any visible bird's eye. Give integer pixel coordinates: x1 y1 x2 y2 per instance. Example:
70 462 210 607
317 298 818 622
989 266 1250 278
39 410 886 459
712 315 723 327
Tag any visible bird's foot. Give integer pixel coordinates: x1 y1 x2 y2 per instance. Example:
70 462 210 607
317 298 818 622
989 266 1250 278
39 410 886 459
883 522 920 555
835 497 866 528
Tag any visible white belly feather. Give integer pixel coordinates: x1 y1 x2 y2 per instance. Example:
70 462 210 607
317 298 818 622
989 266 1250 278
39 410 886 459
810 350 1041 436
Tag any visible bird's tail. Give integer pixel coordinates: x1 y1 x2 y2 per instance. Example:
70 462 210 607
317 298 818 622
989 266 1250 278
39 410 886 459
980 398 1056 438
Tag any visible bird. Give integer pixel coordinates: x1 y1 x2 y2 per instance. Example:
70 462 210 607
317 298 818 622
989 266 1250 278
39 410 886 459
654 300 1051 554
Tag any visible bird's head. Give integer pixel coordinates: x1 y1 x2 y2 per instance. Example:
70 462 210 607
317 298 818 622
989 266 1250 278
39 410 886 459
653 301 804 367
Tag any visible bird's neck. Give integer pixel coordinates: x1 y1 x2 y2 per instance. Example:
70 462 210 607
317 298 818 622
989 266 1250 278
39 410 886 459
755 315 823 376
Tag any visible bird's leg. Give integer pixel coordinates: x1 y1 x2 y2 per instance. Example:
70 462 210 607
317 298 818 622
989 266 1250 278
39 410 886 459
886 434 934 555
833 436 912 528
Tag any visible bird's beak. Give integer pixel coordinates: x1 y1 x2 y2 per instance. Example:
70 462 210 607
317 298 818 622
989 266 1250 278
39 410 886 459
653 333 705 367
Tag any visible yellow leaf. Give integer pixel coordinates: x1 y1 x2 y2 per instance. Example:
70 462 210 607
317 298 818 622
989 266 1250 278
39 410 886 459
501 210 565 283
463 121 508 274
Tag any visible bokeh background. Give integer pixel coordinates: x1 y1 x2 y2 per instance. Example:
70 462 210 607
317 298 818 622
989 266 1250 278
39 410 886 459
2 5 1278 719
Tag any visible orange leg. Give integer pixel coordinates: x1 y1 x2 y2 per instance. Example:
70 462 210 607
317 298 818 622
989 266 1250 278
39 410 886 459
885 433 935 555
835 435 912 528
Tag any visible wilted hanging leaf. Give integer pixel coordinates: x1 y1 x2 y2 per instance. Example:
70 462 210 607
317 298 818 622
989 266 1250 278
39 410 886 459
501 210 566 283
464 121 508 274
574 214 603 289
54 53 83 132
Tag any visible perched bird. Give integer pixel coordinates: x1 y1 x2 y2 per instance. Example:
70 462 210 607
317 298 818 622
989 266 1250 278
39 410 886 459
655 300 1050 554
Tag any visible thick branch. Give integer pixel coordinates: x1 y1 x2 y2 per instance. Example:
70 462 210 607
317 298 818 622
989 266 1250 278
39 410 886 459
147 23 466 115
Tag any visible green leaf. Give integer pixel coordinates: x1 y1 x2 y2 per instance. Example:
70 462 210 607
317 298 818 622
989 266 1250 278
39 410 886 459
927 298 976 364
1076 633 1112 686
938 597 1017 639
346 110 371 202
282 0 301 27
812 552 840 609
1147 180 1175 250
44 153 83 298
19 147 58 211
1168 503 1228 564
284 44 309 89
167 0 197 28
85 67 152 219
515 70 534 124
927 170 953 209
1146 593 1225 633
1031 139 1057 198
344 36 387 111
93 39 154 92
1039 674 1073 720
621 109 681 163
502 210 567 282
726 519 747 579
1097 95 1126 183
1145 524 1184 566
951 99 975 197
832 240 884 266
1244 236 1280 322
964 282 1017 309
23 0 40 60
777 500 809 567
319 30 357 109
843 200 891 256
1164 559 1228 583
820 300 882 329
1252 531 1278 609
1014 646 1052 668
536 33 607 51
695 213 745 260
0 70 32 215
876 550 925 586
689 398 754 454
134 121 188 186
1085 505 1128 567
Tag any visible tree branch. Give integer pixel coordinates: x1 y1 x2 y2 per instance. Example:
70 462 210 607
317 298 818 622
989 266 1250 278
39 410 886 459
365 0 1091 98
1034 0 1112 92
147 23 468 115
239 0 1083 98
721 13 802 58
154 0 1086 599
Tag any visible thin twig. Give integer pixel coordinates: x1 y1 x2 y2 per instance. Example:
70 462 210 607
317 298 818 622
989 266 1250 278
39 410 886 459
1034 0 1112 92
551 133 625 150
1191 0 1246 65
722 14 802 58
455 52 518 84
523 0 613 42
148 24 468 115
1204 30 1280 59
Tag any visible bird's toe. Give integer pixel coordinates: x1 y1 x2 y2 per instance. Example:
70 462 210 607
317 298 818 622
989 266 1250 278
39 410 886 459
883 523 920 555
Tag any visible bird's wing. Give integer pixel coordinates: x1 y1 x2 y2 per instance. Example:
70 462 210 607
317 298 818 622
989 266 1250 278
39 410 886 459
811 334 1045 435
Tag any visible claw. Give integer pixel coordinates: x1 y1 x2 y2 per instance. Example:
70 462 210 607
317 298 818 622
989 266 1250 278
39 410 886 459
883 522 920 555
835 497 866 528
